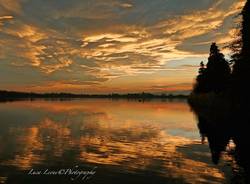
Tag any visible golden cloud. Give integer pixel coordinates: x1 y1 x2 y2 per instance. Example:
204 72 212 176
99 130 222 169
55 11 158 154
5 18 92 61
0 0 245 92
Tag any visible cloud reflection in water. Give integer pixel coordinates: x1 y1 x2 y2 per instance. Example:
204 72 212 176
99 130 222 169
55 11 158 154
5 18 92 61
0 99 230 183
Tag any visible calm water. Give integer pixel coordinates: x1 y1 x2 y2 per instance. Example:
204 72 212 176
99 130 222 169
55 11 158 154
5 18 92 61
0 99 236 184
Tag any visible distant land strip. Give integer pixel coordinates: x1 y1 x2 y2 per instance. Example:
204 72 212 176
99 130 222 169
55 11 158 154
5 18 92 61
0 90 188 101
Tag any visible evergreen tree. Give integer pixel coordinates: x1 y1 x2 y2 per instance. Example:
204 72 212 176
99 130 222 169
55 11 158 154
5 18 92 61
232 0 250 90
206 43 231 93
241 0 250 59
194 61 207 93
193 43 231 94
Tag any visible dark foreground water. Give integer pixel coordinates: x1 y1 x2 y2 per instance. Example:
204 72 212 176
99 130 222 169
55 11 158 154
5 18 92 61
0 99 242 183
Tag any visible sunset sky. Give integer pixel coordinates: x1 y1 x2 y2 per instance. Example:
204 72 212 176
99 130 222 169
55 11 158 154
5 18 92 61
0 0 245 94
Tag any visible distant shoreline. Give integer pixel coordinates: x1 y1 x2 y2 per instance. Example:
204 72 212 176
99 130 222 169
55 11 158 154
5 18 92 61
0 90 189 101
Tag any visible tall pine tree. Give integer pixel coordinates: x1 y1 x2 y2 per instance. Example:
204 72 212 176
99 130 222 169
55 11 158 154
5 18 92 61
206 43 231 93
194 61 207 93
193 43 230 94
232 0 250 91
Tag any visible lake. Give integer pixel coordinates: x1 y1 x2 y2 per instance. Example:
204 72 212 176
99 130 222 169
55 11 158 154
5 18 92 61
0 99 238 183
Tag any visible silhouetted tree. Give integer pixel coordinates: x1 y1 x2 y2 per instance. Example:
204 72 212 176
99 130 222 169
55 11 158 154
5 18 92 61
232 0 250 92
194 61 208 93
190 3 250 181
206 43 231 93
193 43 231 94
240 0 250 60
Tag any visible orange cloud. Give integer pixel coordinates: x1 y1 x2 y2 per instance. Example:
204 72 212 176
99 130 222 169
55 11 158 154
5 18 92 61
0 0 245 93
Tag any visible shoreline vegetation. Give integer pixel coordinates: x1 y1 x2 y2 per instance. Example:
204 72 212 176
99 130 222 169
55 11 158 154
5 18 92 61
189 0 250 100
188 1 250 182
0 90 188 101
189 0 250 104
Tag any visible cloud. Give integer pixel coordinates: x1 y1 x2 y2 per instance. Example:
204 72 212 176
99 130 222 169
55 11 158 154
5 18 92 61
120 3 133 8
0 0 245 92
0 0 23 14
0 15 14 29
0 15 13 20
154 0 245 42
150 83 193 92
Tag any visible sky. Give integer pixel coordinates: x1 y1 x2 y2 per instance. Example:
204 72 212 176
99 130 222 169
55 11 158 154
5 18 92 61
0 0 246 94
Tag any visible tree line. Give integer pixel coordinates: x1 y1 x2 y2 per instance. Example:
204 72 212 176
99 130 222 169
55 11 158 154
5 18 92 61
193 0 250 95
0 90 188 101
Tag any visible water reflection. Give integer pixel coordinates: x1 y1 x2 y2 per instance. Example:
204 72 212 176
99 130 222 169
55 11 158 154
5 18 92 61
189 98 250 183
0 99 233 183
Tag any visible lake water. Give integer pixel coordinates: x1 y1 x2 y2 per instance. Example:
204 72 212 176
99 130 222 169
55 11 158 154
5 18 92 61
0 99 236 184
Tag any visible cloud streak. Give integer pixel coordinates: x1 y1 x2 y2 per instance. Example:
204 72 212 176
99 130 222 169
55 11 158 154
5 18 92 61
0 0 245 93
